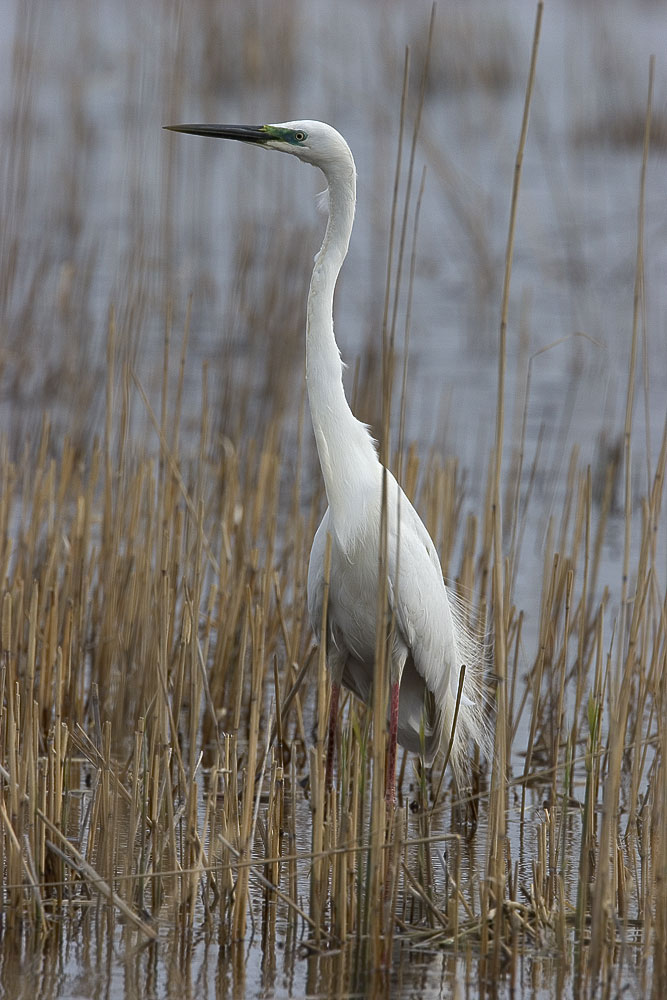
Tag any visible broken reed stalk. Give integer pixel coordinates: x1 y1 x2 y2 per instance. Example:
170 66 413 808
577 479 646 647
311 531 331 942
486 2 542 978
589 53 654 987
232 596 264 941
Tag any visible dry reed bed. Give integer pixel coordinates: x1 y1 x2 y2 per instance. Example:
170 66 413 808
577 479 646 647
0 7 665 999
0 302 664 995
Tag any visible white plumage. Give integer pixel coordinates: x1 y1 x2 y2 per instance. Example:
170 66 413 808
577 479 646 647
165 118 489 799
307 460 487 781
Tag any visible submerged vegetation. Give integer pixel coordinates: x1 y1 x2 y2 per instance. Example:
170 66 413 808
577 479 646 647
0 2 665 998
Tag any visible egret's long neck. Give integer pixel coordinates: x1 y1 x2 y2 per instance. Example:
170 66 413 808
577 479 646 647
306 162 379 534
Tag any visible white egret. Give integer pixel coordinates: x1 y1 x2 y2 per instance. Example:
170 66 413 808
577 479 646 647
165 120 488 803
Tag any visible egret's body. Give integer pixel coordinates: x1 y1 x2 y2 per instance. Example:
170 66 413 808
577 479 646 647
166 120 487 801
308 472 464 761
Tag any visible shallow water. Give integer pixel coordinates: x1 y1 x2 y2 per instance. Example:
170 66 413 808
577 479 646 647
1 0 665 997
0 775 648 1000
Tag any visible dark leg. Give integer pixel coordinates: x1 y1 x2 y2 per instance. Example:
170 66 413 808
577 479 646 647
386 679 400 806
325 681 340 792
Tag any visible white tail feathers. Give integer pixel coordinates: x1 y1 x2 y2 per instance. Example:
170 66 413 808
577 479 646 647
442 586 494 788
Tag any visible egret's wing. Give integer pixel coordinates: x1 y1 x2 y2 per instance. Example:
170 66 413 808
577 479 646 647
386 480 460 710
382 482 462 761
385 475 489 773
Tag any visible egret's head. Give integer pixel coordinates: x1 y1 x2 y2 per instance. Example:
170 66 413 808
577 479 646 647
164 119 355 179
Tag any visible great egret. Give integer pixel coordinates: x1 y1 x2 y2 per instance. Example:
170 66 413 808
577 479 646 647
165 120 488 803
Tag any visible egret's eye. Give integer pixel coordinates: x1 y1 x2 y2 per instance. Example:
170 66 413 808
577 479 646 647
294 131 306 142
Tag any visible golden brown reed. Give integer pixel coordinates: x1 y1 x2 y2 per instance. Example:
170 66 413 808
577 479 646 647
0 5 665 999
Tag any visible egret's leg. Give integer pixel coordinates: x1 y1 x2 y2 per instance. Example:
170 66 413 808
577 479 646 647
324 650 346 792
386 679 400 806
325 680 340 792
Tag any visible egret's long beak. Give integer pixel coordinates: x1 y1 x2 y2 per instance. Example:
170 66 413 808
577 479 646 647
163 124 269 144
